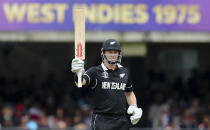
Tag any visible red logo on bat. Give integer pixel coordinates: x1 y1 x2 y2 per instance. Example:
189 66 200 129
77 43 83 59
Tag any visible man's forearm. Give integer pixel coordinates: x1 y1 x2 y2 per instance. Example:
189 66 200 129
125 91 137 105
126 92 143 125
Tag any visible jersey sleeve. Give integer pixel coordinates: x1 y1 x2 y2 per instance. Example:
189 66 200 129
125 70 133 92
83 67 97 88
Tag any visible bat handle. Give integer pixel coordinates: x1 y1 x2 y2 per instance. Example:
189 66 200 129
77 69 83 88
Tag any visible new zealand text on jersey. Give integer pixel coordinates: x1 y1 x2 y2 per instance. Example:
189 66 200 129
102 82 126 90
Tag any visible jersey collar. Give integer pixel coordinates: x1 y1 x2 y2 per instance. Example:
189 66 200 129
101 62 108 71
101 62 122 71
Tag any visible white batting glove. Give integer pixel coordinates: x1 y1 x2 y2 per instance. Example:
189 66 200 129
127 105 143 125
71 58 84 74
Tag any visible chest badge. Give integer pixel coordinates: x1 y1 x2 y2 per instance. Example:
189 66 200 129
101 71 109 79
120 73 125 78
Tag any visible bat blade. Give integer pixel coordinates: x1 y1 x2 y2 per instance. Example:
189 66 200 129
74 8 85 60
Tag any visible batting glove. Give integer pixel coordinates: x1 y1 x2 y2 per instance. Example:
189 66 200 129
71 58 84 74
127 104 143 125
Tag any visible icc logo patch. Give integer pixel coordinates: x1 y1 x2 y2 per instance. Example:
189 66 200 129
101 71 109 79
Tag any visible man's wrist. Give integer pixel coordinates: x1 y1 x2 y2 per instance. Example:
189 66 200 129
130 104 137 107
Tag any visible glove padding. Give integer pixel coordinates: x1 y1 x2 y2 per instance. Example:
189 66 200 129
127 105 143 125
71 58 84 74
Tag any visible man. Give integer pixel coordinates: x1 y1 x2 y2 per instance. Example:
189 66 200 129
71 39 143 130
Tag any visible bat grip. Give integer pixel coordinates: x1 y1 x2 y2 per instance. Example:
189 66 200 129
77 69 83 88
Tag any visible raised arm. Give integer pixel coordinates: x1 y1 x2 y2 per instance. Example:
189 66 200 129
71 58 96 88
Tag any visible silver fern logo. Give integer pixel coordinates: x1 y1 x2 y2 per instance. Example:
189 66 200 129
110 41 115 45
120 73 125 78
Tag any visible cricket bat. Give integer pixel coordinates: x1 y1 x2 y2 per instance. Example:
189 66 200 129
74 8 85 88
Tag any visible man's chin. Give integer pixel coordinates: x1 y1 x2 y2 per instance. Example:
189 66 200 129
108 59 117 62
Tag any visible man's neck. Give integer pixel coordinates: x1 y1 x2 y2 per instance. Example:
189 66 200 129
104 62 116 70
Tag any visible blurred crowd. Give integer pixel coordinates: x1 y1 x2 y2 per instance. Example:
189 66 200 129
0 44 93 129
0 72 92 130
144 69 210 130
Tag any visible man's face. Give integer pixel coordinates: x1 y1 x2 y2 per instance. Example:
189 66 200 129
104 50 119 63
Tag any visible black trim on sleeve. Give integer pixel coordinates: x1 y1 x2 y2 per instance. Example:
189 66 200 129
83 67 97 88
125 69 133 92
83 74 91 85
125 84 133 92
